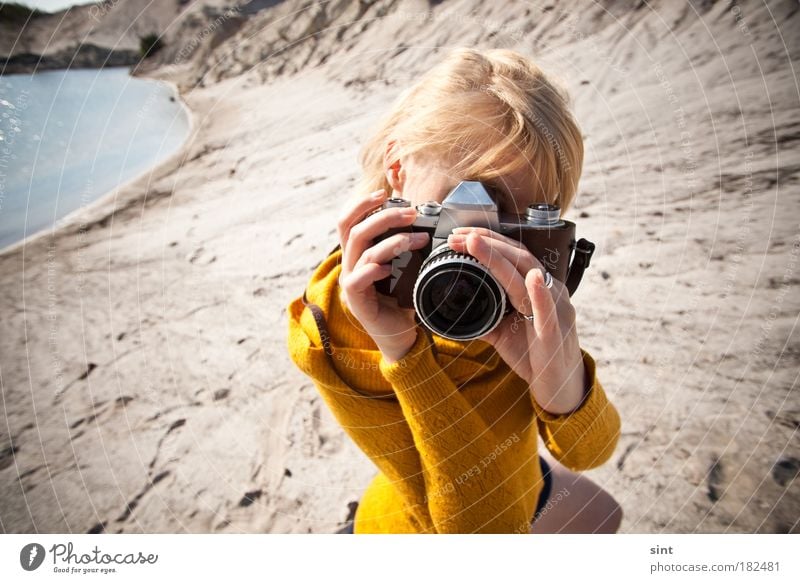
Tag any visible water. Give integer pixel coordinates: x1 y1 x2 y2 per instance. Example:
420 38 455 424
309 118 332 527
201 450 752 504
0 67 190 250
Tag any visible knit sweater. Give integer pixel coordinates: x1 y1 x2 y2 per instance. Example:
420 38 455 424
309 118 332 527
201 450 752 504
286 248 621 534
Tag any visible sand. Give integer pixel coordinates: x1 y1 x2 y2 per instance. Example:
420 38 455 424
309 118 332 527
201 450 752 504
0 0 798 533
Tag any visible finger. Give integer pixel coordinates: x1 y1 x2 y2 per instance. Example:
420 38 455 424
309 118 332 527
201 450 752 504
549 277 574 314
341 263 393 295
551 281 578 340
451 228 573 312
461 231 531 315
448 231 543 276
525 268 562 343
336 189 388 250
451 226 528 252
355 232 429 270
519 268 576 342
343 206 418 273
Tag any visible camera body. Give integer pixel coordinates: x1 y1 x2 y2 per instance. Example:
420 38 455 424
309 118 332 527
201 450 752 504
373 181 592 341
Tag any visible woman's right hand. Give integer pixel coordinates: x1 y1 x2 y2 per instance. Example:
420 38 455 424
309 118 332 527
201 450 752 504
337 189 429 363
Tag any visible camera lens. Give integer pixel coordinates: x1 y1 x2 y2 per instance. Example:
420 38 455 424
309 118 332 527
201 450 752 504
413 248 506 341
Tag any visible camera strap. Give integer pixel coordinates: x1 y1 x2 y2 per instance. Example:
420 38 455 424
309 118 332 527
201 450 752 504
301 288 399 400
565 238 595 297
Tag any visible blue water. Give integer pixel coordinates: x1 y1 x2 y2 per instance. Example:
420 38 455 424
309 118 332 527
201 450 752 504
0 67 190 249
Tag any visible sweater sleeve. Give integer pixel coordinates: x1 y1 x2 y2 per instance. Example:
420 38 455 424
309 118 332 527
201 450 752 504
531 348 621 472
378 329 534 534
287 288 435 532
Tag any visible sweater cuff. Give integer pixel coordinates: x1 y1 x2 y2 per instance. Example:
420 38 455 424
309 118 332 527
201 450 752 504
530 349 609 430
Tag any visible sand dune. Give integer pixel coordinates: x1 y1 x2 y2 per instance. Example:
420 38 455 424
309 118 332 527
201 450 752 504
0 0 798 533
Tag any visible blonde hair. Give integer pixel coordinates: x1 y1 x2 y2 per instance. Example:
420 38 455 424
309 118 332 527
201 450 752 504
356 47 584 213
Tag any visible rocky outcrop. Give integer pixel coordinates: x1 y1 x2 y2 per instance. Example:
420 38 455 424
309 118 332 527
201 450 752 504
138 0 402 90
2 43 139 74
0 0 186 74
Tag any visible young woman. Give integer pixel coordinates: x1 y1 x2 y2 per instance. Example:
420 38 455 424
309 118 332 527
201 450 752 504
287 47 622 534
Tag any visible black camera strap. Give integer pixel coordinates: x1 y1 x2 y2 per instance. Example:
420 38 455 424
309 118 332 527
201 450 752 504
565 238 596 297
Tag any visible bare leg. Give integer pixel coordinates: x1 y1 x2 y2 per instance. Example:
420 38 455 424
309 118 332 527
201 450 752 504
529 447 623 534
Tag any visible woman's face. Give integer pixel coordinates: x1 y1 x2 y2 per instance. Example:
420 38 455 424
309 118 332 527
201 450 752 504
389 152 540 215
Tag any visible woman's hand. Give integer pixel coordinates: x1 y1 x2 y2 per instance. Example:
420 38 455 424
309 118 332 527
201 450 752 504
337 189 429 363
447 227 590 415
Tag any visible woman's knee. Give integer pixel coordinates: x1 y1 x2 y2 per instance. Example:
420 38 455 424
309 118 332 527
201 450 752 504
593 491 623 533
553 467 623 533
537 447 623 533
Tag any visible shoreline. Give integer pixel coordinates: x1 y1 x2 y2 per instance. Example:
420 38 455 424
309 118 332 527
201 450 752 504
0 69 196 258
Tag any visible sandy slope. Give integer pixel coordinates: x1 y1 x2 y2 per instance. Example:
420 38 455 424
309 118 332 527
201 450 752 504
0 0 798 533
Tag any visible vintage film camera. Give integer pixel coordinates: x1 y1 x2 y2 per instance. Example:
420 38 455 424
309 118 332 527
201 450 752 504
373 181 595 341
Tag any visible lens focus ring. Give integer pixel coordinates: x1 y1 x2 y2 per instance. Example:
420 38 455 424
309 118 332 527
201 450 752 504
412 247 507 341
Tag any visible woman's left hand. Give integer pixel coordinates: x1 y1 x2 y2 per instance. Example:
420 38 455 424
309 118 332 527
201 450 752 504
447 227 590 415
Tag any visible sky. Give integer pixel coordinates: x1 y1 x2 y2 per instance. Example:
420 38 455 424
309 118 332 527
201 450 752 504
18 0 99 13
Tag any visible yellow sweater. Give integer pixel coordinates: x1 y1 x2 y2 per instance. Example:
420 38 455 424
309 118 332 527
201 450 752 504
286 248 621 534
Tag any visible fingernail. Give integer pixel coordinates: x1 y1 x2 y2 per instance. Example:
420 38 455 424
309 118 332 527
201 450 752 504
452 226 475 233
412 232 428 242
401 207 417 214
467 231 482 245
448 233 465 242
371 189 386 200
